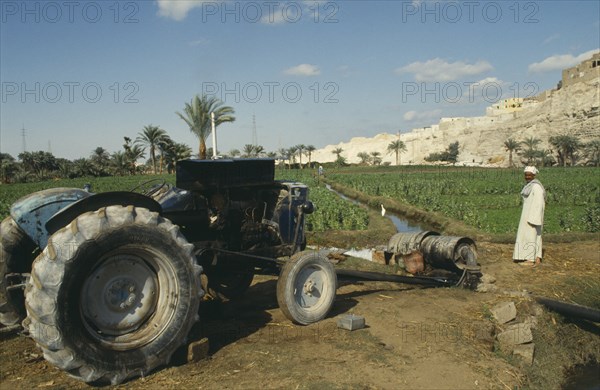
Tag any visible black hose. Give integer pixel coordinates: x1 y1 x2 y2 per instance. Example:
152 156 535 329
534 296 600 323
335 269 458 287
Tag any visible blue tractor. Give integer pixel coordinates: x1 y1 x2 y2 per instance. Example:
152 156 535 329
0 159 336 385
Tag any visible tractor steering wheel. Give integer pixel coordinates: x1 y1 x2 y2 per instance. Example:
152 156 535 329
130 179 167 197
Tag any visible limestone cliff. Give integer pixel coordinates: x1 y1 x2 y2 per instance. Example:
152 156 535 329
311 77 599 167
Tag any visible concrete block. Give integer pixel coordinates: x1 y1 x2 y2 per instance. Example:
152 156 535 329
513 343 535 365
497 323 533 350
491 301 517 324
337 314 366 331
187 337 210 363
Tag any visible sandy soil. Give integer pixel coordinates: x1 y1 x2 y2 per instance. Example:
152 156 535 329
0 240 598 390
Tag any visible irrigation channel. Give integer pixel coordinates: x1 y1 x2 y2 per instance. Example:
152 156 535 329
324 184 424 233
324 185 600 389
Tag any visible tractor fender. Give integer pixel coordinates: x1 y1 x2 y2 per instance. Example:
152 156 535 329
45 192 162 240
10 188 91 249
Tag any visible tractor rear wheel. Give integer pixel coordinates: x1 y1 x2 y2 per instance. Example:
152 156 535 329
277 251 337 325
24 206 203 385
0 217 37 326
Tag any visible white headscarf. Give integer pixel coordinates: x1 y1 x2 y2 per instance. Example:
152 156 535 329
522 166 545 201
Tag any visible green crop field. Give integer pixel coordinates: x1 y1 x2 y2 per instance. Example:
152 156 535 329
275 169 369 231
323 165 600 234
0 170 369 233
1 166 598 235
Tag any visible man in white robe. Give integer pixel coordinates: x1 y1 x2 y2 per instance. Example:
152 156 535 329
513 166 546 266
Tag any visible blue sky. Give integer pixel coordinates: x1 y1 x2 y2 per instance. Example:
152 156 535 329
1 0 599 160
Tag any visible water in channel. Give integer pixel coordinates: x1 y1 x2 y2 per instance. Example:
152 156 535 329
324 184 425 233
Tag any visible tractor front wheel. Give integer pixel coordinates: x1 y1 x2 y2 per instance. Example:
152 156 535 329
276 251 337 325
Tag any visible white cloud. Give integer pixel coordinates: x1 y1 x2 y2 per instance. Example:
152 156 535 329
403 109 442 122
528 49 599 73
395 58 493 82
157 0 207 21
283 64 321 76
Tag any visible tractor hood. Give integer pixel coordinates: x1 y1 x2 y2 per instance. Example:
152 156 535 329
10 188 90 248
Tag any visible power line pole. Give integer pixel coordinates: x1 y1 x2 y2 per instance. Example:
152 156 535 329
21 125 27 153
252 114 257 146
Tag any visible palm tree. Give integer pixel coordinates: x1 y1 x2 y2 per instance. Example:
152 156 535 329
123 137 146 174
503 138 521 167
584 139 600 167
254 145 265 157
229 149 241 158
91 146 110 164
72 158 93 177
522 136 541 151
331 147 346 167
164 142 192 173
288 146 298 168
243 144 256 157
370 151 382 165
90 147 110 176
305 145 316 168
357 152 371 165
332 147 344 159
136 125 166 174
520 148 539 166
534 149 555 167
295 144 305 168
156 134 173 174
18 151 58 179
387 140 407 166
110 151 130 176
242 144 264 158
520 136 542 164
56 158 73 179
549 134 582 167
277 148 289 169
0 153 18 183
176 95 235 160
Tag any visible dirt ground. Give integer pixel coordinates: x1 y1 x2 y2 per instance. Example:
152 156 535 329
0 240 599 390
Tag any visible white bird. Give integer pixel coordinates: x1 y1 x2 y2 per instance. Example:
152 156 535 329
380 204 386 217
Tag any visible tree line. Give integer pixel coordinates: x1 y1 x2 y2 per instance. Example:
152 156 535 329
330 134 599 168
0 94 322 183
504 135 600 167
3 93 598 183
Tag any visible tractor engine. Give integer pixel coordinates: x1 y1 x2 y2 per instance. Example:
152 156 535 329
155 159 312 258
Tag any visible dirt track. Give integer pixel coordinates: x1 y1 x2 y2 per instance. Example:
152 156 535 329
1 240 599 389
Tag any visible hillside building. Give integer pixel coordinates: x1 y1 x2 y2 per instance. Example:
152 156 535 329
562 52 600 87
